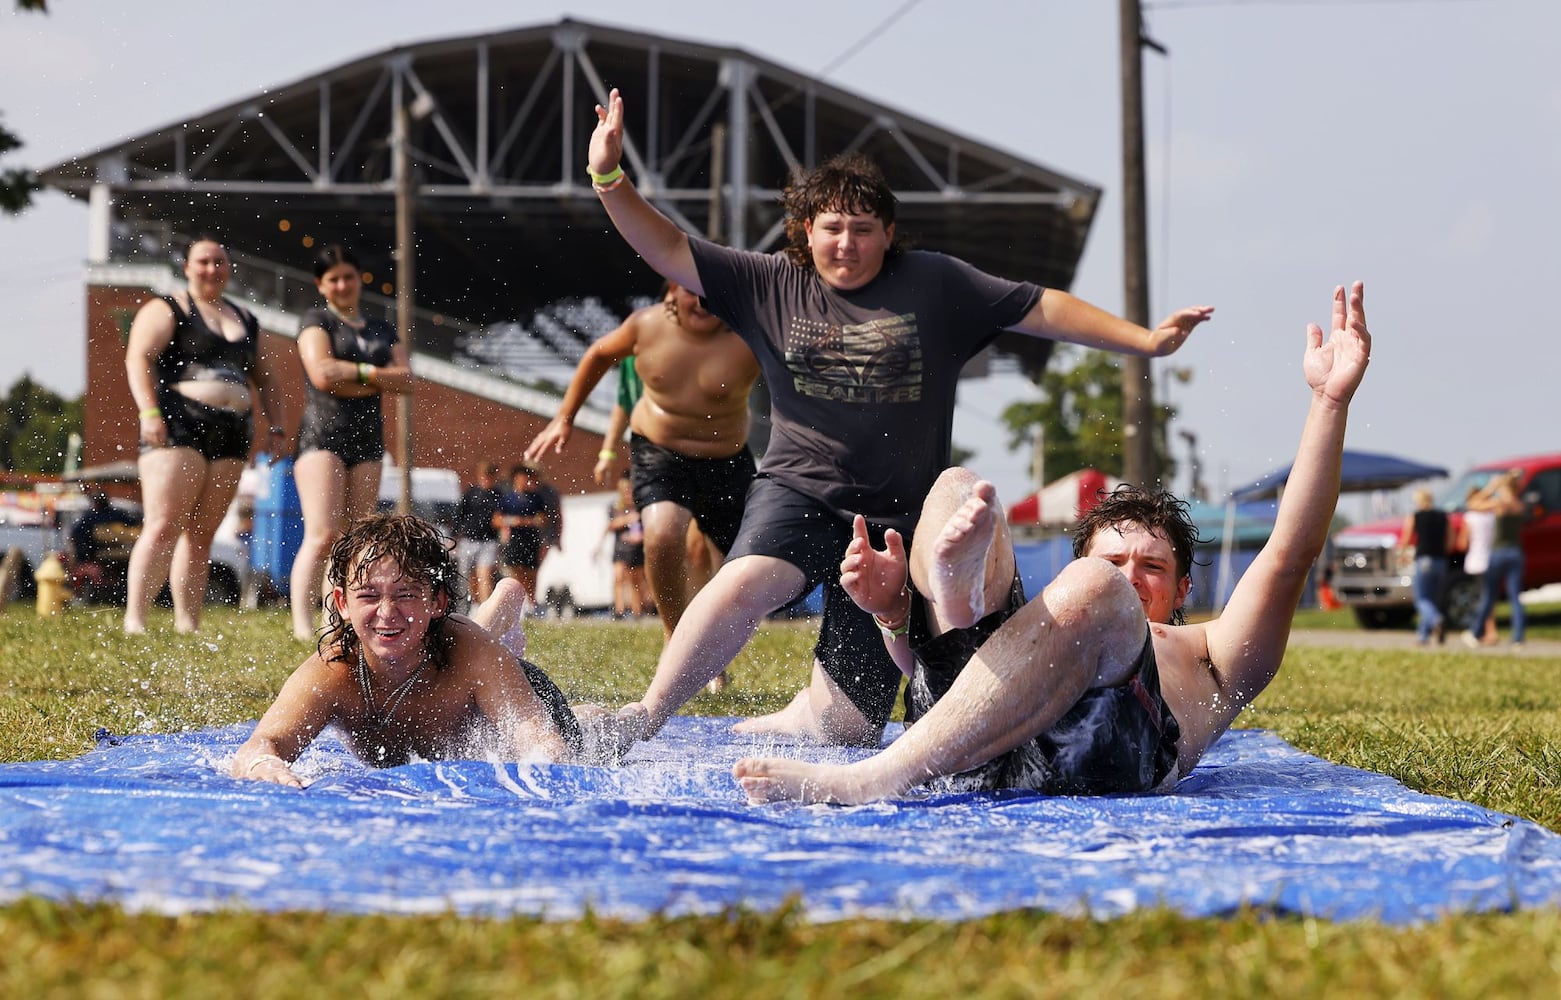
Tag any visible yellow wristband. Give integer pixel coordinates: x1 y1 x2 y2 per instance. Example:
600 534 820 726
139 407 162 420
357 362 372 384
598 450 617 460
588 165 624 186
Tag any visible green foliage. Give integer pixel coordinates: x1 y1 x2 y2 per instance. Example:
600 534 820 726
1000 345 1178 482
1 2 48 215
2 606 1560 993
0 375 83 474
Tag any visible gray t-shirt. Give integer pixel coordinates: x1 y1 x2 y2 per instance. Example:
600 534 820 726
690 237 1045 531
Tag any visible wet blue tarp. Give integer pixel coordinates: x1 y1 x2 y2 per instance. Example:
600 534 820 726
2 718 1558 924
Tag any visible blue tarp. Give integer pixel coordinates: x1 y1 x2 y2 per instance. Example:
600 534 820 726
3 718 1559 924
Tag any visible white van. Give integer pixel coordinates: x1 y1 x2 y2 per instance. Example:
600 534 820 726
534 490 617 618
376 464 463 536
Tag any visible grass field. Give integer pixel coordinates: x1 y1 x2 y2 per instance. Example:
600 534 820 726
3 602 1560 996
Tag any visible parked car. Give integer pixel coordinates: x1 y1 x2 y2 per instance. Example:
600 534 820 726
1 486 246 606
1328 453 1561 629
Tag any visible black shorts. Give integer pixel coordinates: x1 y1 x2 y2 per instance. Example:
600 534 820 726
613 538 645 568
502 531 542 571
629 434 755 555
726 476 905 728
906 606 1182 796
149 391 252 462
520 657 582 755
297 410 384 468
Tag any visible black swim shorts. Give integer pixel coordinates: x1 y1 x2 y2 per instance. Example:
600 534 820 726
906 607 1181 796
725 476 905 728
149 391 253 463
628 434 755 555
520 657 582 756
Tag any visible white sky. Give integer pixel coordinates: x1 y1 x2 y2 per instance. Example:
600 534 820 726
1 0 1556 508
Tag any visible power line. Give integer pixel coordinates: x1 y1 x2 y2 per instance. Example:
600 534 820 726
1147 0 1487 9
817 0 926 79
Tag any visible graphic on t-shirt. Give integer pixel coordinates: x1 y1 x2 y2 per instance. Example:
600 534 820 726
784 313 922 403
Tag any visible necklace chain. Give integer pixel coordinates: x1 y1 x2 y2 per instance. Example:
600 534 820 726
356 644 429 727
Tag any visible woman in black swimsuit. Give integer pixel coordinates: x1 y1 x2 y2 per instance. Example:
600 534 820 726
123 237 287 634
288 244 413 641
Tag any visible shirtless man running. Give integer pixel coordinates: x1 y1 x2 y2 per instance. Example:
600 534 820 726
525 285 760 665
735 282 1371 804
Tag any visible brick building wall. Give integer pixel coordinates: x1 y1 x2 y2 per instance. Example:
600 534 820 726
83 283 611 498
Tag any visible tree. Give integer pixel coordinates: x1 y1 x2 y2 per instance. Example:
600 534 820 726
1 1 49 215
0 375 82 475
999 345 1177 487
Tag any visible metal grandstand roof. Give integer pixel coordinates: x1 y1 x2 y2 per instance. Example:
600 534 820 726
40 17 1101 375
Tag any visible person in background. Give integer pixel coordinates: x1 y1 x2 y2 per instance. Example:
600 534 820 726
123 236 289 634
1464 470 1528 648
532 464 564 582
496 463 547 604
1399 487 1449 646
600 469 647 620
68 491 140 604
287 244 414 642
1455 483 1498 644
455 462 504 604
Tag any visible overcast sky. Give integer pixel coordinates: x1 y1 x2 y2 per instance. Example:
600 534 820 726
1 0 1554 508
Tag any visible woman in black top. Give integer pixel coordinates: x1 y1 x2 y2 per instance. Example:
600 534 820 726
1400 487 1450 645
123 237 288 634
288 244 413 641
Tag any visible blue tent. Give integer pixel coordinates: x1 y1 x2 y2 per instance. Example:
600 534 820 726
1228 449 1448 503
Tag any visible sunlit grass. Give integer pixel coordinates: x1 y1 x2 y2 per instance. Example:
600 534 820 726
2 603 1559 994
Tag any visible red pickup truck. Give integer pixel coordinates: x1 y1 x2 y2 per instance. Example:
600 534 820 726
1328 453 1561 629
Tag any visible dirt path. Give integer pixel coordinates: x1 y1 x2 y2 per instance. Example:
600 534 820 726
1287 628 1561 658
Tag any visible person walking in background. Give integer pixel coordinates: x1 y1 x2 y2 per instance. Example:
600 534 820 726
601 470 647 620
123 236 289 634
455 462 504 604
1400 487 1449 645
1456 483 1499 644
287 244 413 641
1464 470 1528 648
497 463 547 604
532 464 564 577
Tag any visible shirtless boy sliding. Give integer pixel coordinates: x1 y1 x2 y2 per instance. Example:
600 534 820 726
735 282 1371 804
233 515 597 786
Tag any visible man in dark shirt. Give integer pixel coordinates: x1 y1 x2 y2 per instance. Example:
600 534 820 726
587 88 1213 753
454 463 503 603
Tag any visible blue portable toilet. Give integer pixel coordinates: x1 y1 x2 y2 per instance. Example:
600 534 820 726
250 456 303 595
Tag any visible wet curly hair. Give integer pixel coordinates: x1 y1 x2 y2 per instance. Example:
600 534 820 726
781 152 903 269
319 514 465 668
1072 484 1205 626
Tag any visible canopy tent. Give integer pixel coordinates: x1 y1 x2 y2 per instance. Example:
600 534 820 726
1007 469 1120 528
1228 450 1449 503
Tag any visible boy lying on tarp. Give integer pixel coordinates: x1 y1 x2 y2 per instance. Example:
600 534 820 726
232 514 607 786
735 282 1371 804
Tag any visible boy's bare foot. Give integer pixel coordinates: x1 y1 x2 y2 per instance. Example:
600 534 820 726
733 756 879 805
928 480 1000 629
731 689 826 740
706 670 730 694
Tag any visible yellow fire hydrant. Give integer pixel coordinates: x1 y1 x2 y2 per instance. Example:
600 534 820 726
34 551 70 617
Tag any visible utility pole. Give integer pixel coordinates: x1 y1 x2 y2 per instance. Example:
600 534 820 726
1119 0 1163 487
393 96 415 514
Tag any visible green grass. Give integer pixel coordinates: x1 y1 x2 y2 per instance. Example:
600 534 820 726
3 604 1561 996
